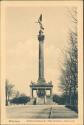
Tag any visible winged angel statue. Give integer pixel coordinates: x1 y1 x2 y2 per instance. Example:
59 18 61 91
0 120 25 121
36 14 44 32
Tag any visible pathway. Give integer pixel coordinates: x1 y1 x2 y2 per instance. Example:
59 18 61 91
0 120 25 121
6 105 78 119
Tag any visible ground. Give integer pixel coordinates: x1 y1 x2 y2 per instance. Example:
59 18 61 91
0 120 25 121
6 105 78 119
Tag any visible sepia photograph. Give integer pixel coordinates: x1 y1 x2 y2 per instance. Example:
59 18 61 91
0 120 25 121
0 1 83 125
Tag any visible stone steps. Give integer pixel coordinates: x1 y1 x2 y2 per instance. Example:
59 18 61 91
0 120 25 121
36 96 55 105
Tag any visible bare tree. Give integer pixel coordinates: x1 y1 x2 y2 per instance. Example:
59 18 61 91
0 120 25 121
59 8 78 111
67 7 77 24
14 90 20 98
5 79 14 106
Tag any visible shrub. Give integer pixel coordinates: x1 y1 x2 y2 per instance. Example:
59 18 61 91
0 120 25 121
53 94 66 105
10 96 30 105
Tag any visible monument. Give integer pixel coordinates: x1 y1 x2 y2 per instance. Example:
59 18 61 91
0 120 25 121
30 14 53 104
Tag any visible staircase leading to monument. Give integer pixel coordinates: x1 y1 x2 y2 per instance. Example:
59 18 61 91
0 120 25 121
46 96 55 105
36 96 55 105
27 96 55 105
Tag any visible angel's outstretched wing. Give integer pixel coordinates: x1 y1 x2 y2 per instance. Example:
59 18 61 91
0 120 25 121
38 14 42 22
36 14 44 30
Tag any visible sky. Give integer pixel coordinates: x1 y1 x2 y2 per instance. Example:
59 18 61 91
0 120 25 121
5 5 73 96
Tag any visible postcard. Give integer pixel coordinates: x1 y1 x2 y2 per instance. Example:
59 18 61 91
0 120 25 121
0 0 83 125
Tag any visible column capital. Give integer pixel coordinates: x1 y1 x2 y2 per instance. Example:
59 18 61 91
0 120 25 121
38 34 45 41
38 30 45 41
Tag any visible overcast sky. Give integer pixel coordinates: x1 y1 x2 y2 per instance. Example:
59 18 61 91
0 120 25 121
5 4 74 96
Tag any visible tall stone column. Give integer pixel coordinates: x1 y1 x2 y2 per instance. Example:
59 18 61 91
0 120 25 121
38 30 45 83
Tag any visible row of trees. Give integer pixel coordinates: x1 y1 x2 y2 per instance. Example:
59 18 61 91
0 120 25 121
59 8 78 112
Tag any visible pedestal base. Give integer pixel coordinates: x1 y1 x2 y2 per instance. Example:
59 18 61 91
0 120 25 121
30 81 53 105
